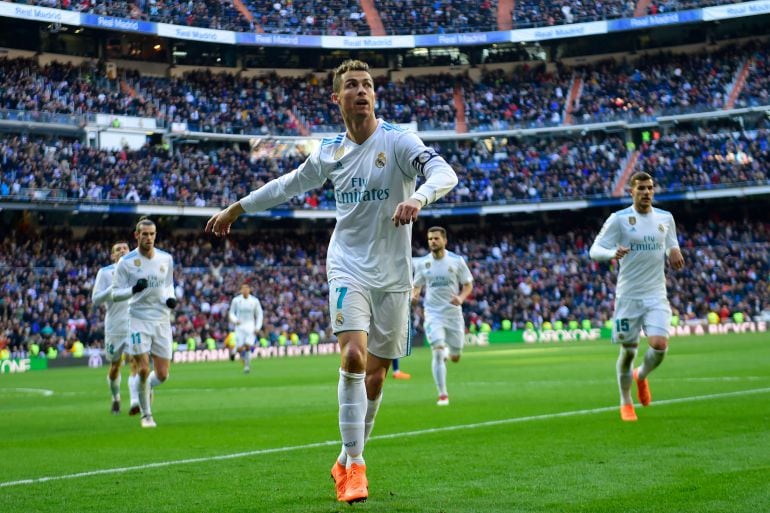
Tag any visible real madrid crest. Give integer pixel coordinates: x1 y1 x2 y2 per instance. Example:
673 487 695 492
334 146 345 161
160 265 166 273
375 152 386 168
629 216 636 226
658 224 665 232
134 259 141 267
425 262 431 269
335 313 344 327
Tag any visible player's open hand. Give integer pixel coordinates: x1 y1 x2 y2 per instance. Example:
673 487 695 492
205 203 244 237
669 248 684 270
391 198 422 227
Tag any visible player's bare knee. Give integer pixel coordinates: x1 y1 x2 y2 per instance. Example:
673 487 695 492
648 337 668 351
341 346 367 373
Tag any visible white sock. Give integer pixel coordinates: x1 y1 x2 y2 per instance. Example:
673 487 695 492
338 369 366 467
242 349 251 369
138 376 151 417
638 347 667 380
149 370 164 388
364 393 383 441
337 446 348 467
617 346 637 406
432 348 448 396
109 374 120 401
128 374 139 405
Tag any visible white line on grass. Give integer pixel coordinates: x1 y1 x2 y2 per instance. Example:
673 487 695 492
4 388 55 396
2 386 769 488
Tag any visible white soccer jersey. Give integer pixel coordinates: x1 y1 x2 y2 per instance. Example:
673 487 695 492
92 264 129 336
240 119 458 291
590 206 679 300
113 248 175 322
229 294 264 330
413 251 473 321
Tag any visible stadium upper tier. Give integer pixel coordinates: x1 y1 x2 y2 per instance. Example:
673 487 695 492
1 126 768 207
1 219 768 354
0 44 768 136
11 0 750 34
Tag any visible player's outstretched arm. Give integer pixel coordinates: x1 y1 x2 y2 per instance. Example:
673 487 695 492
206 202 246 237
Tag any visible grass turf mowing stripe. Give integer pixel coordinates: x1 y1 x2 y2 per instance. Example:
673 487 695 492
2 385 769 489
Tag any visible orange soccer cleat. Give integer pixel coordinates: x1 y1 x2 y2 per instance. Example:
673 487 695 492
341 463 368 504
620 404 637 422
330 461 347 501
634 368 652 406
392 370 412 380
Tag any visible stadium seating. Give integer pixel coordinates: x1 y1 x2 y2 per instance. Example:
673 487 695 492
14 0 749 34
1 45 769 135
2 123 769 207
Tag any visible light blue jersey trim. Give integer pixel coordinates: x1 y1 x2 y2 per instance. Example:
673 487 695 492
381 121 406 132
121 249 139 260
321 134 344 146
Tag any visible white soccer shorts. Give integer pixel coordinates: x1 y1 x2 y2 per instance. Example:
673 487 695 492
612 297 672 344
104 332 129 363
235 326 257 348
328 278 411 360
425 315 465 356
127 318 173 360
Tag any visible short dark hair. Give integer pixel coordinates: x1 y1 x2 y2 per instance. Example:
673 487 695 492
332 59 370 94
112 241 129 250
630 171 653 187
427 226 447 238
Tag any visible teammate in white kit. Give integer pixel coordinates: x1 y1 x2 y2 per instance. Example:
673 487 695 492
113 218 177 428
589 171 685 422
91 241 140 415
412 227 473 406
206 59 458 504
228 282 263 374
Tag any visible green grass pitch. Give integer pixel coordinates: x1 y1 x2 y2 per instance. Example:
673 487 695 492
2 332 769 513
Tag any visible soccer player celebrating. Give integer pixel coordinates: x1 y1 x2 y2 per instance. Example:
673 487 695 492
589 171 685 421
412 227 473 406
91 241 140 415
113 218 177 428
228 282 263 374
206 59 457 504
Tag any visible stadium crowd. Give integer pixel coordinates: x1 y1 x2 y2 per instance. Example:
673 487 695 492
1 44 769 135
573 44 748 123
1 219 768 360
2 125 768 207
636 129 770 191
462 65 571 130
739 47 770 108
15 0 751 34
